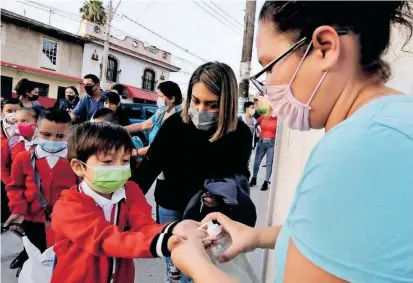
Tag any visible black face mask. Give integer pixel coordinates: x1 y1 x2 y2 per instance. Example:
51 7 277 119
29 95 39 101
67 95 75 102
84 85 95 96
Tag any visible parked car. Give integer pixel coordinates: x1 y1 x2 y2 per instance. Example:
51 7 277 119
122 103 157 146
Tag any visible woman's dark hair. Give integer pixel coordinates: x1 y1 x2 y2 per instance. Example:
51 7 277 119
66 86 79 97
157 81 183 105
182 62 238 142
68 122 133 163
15 78 38 98
104 91 121 105
259 1 413 81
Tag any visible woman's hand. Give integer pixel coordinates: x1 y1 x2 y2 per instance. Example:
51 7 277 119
202 212 260 263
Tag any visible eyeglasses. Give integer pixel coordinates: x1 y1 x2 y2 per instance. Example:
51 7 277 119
250 29 349 95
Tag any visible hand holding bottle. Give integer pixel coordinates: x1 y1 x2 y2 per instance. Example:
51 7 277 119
202 213 260 263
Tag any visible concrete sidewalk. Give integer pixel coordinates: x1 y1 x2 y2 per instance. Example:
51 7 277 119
1 151 271 283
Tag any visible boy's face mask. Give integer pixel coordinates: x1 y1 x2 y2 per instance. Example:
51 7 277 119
78 160 131 193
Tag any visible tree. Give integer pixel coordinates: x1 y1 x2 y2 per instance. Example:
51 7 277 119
80 0 107 25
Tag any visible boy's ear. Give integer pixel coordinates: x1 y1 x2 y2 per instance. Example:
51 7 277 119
70 159 85 178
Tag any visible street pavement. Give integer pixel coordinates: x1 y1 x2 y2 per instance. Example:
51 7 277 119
1 152 271 283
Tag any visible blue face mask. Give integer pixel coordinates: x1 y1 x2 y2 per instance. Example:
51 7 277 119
36 138 67 153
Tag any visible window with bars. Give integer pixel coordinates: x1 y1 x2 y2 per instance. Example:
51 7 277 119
106 55 118 82
142 69 155 91
42 38 57 69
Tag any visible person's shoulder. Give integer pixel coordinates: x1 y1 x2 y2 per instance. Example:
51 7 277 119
124 181 146 200
162 112 184 127
235 119 253 137
14 150 31 162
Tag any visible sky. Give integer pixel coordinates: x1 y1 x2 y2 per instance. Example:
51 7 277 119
1 0 265 94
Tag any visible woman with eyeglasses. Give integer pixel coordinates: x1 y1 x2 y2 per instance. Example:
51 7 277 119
135 62 252 283
169 2 413 283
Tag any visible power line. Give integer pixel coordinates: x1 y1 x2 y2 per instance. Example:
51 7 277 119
15 0 203 74
200 1 243 31
121 14 208 63
192 1 242 36
110 0 123 21
137 0 154 19
209 1 243 28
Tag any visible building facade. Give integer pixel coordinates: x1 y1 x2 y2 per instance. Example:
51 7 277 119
1 9 86 106
78 20 180 103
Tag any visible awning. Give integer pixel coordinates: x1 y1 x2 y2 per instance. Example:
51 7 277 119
125 85 158 102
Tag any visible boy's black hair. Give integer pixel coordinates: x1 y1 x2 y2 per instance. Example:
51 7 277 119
1 98 23 110
38 108 71 125
104 91 121 106
83 74 100 85
68 122 134 163
93 108 118 124
17 107 39 121
243 101 255 112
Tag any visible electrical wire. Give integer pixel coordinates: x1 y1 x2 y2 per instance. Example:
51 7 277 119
200 1 243 31
208 1 243 28
192 1 242 36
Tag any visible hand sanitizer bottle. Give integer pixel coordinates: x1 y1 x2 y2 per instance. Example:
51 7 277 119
203 221 261 283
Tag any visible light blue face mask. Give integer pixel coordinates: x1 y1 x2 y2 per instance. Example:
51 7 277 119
36 138 67 153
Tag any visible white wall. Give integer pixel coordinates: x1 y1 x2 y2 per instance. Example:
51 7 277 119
81 43 171 91
263 27 413 283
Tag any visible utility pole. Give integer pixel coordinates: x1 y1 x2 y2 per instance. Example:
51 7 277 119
101 0 113 87
239 0 256 112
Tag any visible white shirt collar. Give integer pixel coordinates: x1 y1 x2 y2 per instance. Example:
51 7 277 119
80 180 126 207
3 119 13 129
35 145 67 159
19 136 37 150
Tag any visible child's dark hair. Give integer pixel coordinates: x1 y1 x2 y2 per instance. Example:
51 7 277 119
93 108 118 124
158 81 183 105
38 108 71 125
68 122 134 163
17 107 38 121
104 91 121 106
243 101 254 112
259 1 413 81
1 98 23 110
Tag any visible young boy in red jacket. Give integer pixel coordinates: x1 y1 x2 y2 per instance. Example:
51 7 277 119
4 108 77 276
51 122 203 283
1 107 38 186
0 98 23 143
1 98 23 224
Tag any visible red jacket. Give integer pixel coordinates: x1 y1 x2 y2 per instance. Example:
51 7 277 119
6 149 77 223
1 138 29 185
51 182 176 283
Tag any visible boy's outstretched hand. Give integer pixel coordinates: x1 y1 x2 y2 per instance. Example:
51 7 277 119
172 220 207 240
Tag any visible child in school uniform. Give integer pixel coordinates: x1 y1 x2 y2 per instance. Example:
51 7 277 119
50 122 203 283
1 107 38 186
0 98 23 143
4 108 77 276
1 98 23 224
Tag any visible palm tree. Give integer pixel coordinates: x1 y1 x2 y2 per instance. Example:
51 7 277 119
80 0 107 25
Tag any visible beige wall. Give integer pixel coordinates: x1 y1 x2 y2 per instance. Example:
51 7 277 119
2 67 80 99
1 22 83 78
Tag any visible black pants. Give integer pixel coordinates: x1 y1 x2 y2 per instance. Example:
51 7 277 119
1 181 11 224
19 221 47 261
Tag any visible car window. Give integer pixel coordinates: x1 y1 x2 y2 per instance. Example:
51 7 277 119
145 108 156 119
123 104 143 120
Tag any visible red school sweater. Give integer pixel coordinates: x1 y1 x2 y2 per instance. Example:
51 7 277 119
0 138 30 185
51 181 176 283
5 149 77 223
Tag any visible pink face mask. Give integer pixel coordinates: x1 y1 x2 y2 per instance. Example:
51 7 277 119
16 122 36 138
265 43 327 131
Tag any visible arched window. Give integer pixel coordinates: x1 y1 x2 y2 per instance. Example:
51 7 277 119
106 55 118 82
142 69 155 91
